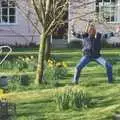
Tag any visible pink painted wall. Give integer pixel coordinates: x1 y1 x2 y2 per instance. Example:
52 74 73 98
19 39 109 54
68 0 120 43
0 1 40 46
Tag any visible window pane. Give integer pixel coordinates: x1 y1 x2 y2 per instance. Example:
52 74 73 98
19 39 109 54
0 16 1 23
9 1 16 7
97 0 102 2
2 16 8 23
0 9 1 16
9 16 15 23
1 1 8 7
98 0 118 22
111 16 114 21
9 8 15 15
2 8 8 15
111 0 115 2
104 0 110 2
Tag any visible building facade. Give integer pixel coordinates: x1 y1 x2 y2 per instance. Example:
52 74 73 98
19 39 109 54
0 0 39 46
0 0 120 46
69 0 120 43
0 0 68 48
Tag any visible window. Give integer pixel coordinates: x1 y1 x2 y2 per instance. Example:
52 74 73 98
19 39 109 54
97 0 120 23
0 0 16 24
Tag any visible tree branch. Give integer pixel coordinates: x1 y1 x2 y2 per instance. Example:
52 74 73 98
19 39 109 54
45 0 68 35
16 3 41 34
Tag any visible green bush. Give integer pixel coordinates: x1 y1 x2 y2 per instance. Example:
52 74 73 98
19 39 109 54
68 40 82 48
101 40 113 48
20 75 31 86
118 68 120 74
8 75 20 91
7 74 35 91
68 39 114 48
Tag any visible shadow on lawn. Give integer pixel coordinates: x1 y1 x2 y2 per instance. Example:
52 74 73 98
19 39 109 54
88 83 120 109
17 99 55 120
91 95 120 108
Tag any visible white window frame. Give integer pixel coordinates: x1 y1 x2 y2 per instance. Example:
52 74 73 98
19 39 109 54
98 0 120 23
0 0 17 25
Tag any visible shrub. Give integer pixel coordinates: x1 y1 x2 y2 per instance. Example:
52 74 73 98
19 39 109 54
68 40 82 48
20 75 31 86
101 40 113 48
7 74 34 91
8 75 20 91
68 39 114 48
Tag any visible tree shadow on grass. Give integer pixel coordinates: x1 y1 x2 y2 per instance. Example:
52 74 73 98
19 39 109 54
18 99 53 105
80 72 107 85
17 111 46 120
17 99 55 120
89 89 120 110
104 115 115 120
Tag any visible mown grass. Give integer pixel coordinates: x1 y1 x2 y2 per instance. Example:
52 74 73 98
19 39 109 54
3 48 120 120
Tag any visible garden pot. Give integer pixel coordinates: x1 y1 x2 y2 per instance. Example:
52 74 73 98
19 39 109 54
113 114 120 120
0 76 8 87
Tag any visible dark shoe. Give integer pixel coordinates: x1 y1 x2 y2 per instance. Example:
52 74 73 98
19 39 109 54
108 80 113 84
108 79 113 84
72 80 78 85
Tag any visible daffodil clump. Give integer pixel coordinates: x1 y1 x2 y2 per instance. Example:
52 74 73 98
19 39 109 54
43 59 68 85
47 59 68 68
55 86 91 110
0 56 36 72
16 56 36 71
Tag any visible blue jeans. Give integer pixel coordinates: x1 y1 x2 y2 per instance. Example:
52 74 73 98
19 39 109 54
73 56 112 83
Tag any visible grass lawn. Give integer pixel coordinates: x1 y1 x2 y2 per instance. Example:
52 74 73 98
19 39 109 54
3 48 120 120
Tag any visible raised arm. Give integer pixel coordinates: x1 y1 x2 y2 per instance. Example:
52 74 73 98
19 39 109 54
71 22 89 39
71 24 83 38
101 32 114 40
85 20 91 33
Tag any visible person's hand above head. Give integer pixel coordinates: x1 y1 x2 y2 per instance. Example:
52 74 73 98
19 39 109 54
85 19 93 33
88 19 93 23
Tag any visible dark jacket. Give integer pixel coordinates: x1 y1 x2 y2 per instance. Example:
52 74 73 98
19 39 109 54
72 31 114 58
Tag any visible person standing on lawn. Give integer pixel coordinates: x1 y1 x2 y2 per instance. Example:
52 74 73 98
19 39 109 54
71 20 113 84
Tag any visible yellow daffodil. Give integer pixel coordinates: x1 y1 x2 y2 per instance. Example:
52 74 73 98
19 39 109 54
18 56 22 59
48 63 53 67
62 62 68 68
56 62 62 67
25 57 30 62
30 56 34 59
0 89 4 97
48 59 51 63
22 58 25 61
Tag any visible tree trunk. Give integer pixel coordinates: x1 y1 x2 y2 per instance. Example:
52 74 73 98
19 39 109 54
45 35 51 61
35 32 47 85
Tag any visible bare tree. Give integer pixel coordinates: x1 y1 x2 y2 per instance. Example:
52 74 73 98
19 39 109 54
28 0 68 84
